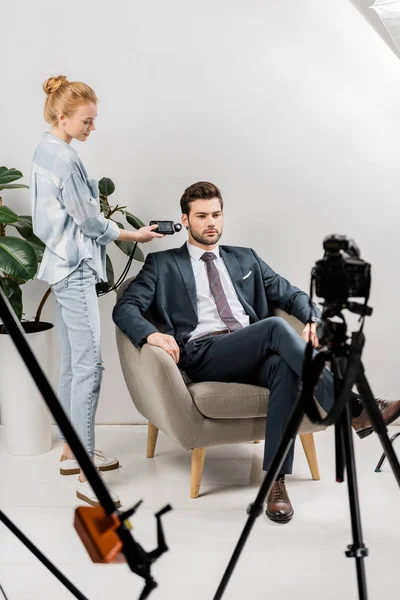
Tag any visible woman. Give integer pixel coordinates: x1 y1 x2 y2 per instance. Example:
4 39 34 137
30 75 163 507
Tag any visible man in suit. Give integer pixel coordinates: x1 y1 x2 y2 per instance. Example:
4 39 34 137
113 181 400 524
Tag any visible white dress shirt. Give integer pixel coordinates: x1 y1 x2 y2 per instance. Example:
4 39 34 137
187 242 250 340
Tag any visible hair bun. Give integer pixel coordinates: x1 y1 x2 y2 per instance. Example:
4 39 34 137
43 75 68 96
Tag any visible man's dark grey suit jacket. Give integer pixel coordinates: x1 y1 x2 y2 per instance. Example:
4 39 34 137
112 243 319 350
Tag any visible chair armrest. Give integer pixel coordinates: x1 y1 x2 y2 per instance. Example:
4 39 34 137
273 308 305 336
115 328 205 447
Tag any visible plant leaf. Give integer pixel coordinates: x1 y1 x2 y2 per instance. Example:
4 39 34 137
8 216 45 263
27 242 45 263
98 177 115 197
0 237 38 280
0 184 29 191
96 254 115 293
125 211 145 230
105 253 115 284
100 197 109 214
132 245 144 262
12 216 45 248
0 277 23 320
112 222 145 262
0 168 24 186
113 222 133 256
0 206 18 225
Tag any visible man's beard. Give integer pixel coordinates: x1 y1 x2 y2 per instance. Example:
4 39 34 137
189 225 222 246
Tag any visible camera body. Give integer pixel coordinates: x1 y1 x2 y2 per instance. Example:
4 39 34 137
313 234 371 303
149 221 182 235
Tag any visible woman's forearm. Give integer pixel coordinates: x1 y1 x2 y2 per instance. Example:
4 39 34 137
117 228 138 242
116 224 163 244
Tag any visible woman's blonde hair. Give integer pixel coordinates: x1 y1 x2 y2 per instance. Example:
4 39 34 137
43 75 98 125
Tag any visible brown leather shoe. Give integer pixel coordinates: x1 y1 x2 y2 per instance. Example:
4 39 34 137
265 479 294 524
352 398 400 439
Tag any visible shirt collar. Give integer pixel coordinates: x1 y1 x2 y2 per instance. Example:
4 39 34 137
186 241 220 261
43 132 78 155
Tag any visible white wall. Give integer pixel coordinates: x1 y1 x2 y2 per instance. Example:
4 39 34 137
2 0 400 423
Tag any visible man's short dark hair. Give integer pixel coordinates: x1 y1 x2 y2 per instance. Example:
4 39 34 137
180 181 223 215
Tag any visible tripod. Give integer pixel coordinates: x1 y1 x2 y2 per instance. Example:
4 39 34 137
0 285 171 600
375 433 400 472
213 302 400 600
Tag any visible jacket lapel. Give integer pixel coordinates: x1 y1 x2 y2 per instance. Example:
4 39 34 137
220 247 258 322
172 244 198 318
220 248 243 290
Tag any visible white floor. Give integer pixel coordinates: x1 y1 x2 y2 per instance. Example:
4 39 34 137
0 425 399 600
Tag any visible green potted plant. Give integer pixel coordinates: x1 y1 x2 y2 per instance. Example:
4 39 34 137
0 167 48 327
0 166 52 456
96 176 145 294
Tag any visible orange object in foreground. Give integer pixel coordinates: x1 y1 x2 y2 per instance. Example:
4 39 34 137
74 506 125 563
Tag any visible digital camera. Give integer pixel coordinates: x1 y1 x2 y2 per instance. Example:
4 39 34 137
313 235 371 302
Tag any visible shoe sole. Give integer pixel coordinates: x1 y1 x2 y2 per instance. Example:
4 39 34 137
76 491 121 508
60 460 120 476
264 510 294 524
97 460 120 472
356 428 374 440
356 406 400 439
60 467 80 475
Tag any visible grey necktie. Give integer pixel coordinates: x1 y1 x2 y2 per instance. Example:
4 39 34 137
201 252 243 332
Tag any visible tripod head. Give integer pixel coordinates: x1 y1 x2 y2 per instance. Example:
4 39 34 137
310 235 373 354
317 300 373 354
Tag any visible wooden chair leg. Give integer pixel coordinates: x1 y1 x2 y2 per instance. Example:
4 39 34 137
146 422 159 458
300 433 320 480
190 448 206 498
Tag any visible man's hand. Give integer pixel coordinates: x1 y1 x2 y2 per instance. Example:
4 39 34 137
301 323 319 348
147 332 180 363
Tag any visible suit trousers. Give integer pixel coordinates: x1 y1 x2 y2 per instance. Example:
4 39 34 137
180 317 335 474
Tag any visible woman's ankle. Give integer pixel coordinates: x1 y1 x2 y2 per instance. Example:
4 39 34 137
63 443 74 460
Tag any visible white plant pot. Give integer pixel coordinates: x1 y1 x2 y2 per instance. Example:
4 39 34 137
0 322 55 456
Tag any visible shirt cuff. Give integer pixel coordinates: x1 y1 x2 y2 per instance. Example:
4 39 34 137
96 219 120 245
306 307 322 323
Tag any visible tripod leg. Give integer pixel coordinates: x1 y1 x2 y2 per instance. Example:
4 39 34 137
331 357 347 483
335 420 346 483
213 388 307 600
341 404 369 600
356 368 400 487
374 431 400 472
0 511 90 600
138 579 157 600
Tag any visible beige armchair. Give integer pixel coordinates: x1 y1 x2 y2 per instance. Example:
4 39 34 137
115 278 326 498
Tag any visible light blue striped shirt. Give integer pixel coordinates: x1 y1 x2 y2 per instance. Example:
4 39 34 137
30 133 120 285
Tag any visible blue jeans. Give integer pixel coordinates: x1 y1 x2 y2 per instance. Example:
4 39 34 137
51 261 103 456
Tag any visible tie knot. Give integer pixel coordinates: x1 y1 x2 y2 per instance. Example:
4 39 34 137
201 252 216 262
